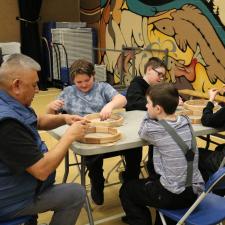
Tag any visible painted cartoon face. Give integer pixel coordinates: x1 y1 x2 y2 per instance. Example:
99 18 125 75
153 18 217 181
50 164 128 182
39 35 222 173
146 66 166 84
153 19 175 36
74 74 94 93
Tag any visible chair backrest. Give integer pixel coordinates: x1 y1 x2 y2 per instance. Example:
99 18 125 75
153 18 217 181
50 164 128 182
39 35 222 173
205 166 225 193
162 166 225 225
219 156 225 169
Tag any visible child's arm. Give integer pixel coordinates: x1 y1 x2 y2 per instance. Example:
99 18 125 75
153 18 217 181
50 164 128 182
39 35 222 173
138 114 155 142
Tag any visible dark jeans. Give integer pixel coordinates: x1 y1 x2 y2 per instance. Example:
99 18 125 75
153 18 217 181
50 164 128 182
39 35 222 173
122 147 143 181
119 178 197 225
123 145 158 181
199 146 225 196
86 148 146 190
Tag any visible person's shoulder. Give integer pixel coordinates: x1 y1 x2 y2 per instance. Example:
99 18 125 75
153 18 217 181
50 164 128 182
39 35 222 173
179 115 190 125
62 85 76 94
64 85 75 90
129 76 147 87
170 115 190 131
142 116 161 129
96 82 116 91
97 81 112 87
130 76 142 83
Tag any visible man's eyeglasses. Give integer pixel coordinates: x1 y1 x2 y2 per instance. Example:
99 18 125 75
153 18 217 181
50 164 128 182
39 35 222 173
152 68 166 79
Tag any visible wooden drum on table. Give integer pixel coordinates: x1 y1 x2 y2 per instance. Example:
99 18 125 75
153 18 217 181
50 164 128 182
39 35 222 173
84 113 124 127
77 126 122 144
81 112 124 144
177 99 220 124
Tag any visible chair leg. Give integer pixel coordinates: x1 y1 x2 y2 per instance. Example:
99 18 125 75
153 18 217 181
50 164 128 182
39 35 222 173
158 211 168 225
105 158 124 183
70 153 89 185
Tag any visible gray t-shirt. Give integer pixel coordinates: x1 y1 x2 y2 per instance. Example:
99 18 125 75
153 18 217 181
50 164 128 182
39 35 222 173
58 82 118 116
139 114 204 194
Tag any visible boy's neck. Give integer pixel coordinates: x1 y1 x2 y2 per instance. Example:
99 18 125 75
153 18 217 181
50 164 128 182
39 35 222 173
143 75 150 84
157 113 177 121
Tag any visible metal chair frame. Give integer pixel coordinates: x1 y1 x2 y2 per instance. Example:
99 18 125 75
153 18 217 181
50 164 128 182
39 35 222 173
158 165 225 225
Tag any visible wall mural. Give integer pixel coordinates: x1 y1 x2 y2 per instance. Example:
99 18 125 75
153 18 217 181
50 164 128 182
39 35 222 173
80 0 225 93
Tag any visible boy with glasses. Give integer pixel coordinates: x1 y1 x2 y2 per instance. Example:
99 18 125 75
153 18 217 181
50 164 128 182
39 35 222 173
122 57 167 182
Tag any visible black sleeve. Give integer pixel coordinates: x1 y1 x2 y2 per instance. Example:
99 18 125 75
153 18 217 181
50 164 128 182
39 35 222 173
126 82 147 111
201 101 225 128
0 119 43 174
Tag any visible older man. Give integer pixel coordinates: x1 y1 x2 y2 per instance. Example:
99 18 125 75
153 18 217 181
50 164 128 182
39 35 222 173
0 54 87 225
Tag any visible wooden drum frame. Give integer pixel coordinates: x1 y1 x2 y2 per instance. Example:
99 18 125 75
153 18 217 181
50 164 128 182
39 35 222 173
84 113 124 127
77 126 122 144
177 99 220 124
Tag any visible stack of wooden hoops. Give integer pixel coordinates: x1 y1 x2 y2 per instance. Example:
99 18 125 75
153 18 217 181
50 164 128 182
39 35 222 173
176 99 220 124
77 113 123 144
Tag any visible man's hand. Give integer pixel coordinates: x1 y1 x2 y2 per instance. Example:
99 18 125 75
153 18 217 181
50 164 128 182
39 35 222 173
65 120 88 140
64 114 84 125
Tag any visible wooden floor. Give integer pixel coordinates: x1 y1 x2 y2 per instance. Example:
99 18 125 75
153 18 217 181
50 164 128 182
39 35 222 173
32 88 223 225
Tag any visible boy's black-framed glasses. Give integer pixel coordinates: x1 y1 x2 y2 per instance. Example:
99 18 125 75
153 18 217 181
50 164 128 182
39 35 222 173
152 68 166 79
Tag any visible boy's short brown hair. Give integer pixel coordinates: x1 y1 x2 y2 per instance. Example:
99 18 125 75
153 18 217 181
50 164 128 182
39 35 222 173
146 83 179 114
70 59 95 81
144 57 167 74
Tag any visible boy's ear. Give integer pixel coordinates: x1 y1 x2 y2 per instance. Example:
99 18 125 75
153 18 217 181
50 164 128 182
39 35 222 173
155 104 163 113
146 66 152 73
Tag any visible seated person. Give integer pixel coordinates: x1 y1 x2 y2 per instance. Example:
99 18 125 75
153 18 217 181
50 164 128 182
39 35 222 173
199 88 225 187
123 57 167 181
0 54 88 225
120 83 204 225
47 59 127 205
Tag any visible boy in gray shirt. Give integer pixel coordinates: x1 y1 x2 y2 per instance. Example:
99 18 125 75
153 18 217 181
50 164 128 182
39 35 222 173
119 83 204 225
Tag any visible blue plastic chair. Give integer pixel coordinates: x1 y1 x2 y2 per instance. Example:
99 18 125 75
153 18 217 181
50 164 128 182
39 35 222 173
0 215 32 225
158 166 225 225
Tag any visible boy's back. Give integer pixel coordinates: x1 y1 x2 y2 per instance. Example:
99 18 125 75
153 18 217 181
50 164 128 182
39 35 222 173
139 115 204 194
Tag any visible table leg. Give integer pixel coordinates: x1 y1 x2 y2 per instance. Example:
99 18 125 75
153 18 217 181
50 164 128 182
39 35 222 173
63 152 69 183
81 156 95 225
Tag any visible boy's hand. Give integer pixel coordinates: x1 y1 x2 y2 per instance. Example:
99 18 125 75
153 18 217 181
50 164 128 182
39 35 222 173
208 88 219 102
178 96 184 106
219 85 225 96
47 99 64 113
99 104 113 121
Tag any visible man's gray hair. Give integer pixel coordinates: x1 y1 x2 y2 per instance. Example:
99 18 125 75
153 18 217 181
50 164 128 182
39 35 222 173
0 54 41 86
1 53 41 71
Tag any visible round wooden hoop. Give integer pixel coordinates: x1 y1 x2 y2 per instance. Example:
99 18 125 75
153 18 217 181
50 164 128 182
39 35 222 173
77 126 122 144
176 108 201 124
183 99 219 111
182 99 220 124
84 113 124 127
